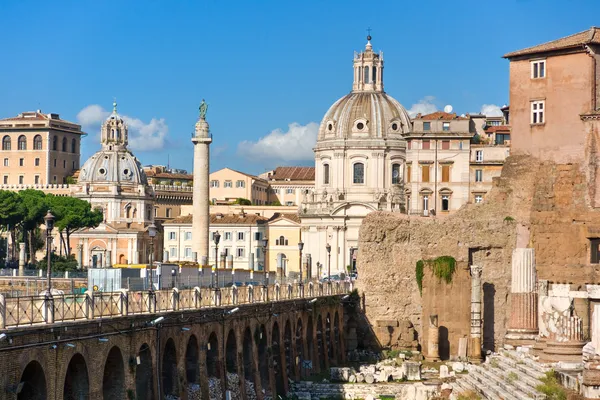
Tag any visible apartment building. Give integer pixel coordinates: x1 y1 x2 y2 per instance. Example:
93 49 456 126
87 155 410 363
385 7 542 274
261 166 315 206
209 168 269 205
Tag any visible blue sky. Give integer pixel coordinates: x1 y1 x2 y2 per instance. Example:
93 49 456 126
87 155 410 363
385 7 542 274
1 0 598 175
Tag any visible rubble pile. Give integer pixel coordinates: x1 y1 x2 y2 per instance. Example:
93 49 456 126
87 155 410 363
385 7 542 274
187 383 201 400
330 359 422 383
208 377 223 400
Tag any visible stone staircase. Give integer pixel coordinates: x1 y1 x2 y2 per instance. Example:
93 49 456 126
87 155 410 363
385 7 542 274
453 350 550 400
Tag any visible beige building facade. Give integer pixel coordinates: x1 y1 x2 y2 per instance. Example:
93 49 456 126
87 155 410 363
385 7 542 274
266 213 302 277
261 166 315 206
0 111 84 186
209 168 269 205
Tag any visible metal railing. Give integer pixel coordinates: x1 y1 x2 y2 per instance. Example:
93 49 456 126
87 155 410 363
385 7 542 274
0 281 352 329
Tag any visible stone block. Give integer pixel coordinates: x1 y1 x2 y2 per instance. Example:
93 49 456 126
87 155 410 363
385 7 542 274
439 365 449 379
405 361 421 381
451 362 464 373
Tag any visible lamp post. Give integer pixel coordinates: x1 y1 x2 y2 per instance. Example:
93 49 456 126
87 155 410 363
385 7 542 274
44 210 55 294
213 231 220 289
147 223 157 291
298 241 304 284
326 243 332 283
171 267 176 289
262 238 268 286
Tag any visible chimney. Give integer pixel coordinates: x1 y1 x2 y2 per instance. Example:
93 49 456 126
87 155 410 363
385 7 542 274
239 208 246 218
216 213 223 220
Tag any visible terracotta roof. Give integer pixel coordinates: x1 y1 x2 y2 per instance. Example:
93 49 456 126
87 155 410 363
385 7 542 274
414 111 468 121
269 166 315 181
267 213 301 224
145 170 193 180
215 167 265 182
504 27 600 58
166 214 193 224
484 125 511 134
165 212 269 225
0 112 49 122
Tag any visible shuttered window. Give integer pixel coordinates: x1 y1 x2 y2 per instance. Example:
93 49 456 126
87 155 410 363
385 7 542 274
406 166 411 183
422 166 430 183
442 165 450 182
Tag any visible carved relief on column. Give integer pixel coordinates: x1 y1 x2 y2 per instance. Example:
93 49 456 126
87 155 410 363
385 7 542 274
469 265 483 361
425 315 440 362
506 248 539 344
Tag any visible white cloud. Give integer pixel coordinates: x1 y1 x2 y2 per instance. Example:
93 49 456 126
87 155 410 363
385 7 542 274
407 96 438 117
480 104 503 117
238 122 318 161
76 104 169 152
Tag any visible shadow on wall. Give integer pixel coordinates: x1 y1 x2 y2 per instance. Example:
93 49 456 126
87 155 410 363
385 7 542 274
483 282 496 352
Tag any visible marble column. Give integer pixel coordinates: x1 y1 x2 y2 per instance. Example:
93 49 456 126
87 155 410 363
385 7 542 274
505 248 539 345
18 243 25 276
426 315 440 362
191 109 212 264
469 265 483 361
76 244 83 270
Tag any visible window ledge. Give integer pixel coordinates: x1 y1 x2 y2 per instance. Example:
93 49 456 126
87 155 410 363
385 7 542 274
530 123 545 127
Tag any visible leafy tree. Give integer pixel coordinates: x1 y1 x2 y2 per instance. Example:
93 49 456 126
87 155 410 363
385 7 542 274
234 198 252 206
65 176 77 185
0 191 25 261
18 190 48 264
269 200 282 206
40 253 78 272
47 195 103 256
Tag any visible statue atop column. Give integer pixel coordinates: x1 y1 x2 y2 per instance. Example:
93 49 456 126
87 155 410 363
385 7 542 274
199 99 209 120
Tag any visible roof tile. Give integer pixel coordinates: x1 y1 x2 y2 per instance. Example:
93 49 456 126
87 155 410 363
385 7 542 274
504 27 600 58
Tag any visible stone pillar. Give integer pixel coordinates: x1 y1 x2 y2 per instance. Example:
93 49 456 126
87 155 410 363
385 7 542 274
425 315 440 362
469 265 483 362
76 244 83 270
103 250 109 268
106 250 112 268
505 248 538 345
18 243 25 276
191 109 212 265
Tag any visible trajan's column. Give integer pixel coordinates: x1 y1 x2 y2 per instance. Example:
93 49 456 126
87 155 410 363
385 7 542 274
191 100 211 264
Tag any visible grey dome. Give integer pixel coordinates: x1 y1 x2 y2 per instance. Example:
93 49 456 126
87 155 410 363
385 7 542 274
79 150 147 184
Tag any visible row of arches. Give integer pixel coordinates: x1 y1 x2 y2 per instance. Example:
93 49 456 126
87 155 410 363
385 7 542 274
1 134 77 153
16 310 343 400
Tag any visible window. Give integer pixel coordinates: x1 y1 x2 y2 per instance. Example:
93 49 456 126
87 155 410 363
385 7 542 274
442 140 450 150
256 248 261 258
406 165 411 183
52 136 57 151
422 140 430 150
442 122 450 132
53 175 57 183
353 162 364 184
166 208 172 218
71 138 76 153
72 161 76 170
2 176 6 184
423 122 431 131
236 248 245 258
184 232 192 241
33 135 42 150
35 158 40 166
224 180 232 188
323 163 330 184
63 160 66 168
170 247 177 257
475 169 483 182
254 232 262 241
286 188 293 194
441 195 450 211
422 165 430 182
276 235 289 246
62 137 67 152
185 248 192 258
442 165 450 182
392 163 401 184
210 180 219 188
422 195 429 213
53 159 57 167
459 141 463 150
237 232 244 241
475 150 483 162
496 134 510 145
475 195 483 204
591 239 600 264
19 158 24 167
274 189 280 194
531 60 546 79
286 201 293 206
224 232 232 241
168 232 176 240
2 136 10 150
3 158 8 167
18 176 23 185
17 135 26 150
235 180 245 188
34 176 39 184
154 208 158 217
531 101 545 124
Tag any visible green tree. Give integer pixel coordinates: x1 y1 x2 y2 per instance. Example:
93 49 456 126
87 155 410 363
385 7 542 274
0 191 25 261
234 198 252 206
18 190 48 264
47 195 103 256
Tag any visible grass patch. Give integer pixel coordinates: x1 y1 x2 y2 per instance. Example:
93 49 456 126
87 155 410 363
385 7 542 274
457 391 482 400
490 358 499 368
536 370 567 400
506 371 519 383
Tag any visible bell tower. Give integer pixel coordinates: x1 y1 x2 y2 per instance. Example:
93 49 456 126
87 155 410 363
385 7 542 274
352 33 384 93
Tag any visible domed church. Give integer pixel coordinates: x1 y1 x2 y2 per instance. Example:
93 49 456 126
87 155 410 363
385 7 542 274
300 36 411 276
70 102 156 268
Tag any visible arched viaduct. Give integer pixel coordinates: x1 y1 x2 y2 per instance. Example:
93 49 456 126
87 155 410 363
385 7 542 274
0 287 349 400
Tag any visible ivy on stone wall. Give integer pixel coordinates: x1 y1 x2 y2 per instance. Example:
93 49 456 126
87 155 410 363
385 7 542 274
415 256 457 295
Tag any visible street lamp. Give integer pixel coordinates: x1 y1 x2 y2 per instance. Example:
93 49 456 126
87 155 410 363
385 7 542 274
147 223 157 291
44 211 55 294
298 241 304 284
326 243 332 283
213 231 221 289
262 238 268 286
171 267 176 289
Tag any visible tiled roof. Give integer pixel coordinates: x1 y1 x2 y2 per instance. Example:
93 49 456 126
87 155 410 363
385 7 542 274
504 27 600 58
414 111 468 121
165 212 269 225
0 112 49 122
484 125 511 134
268 213 301 224
165 214 193 224
270 166 315 181
145 170 193 180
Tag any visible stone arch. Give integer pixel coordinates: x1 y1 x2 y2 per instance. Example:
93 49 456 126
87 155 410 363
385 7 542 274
162 338 179 398
272 321 285 396
186 335 200 385
334 311 342 363
135 343 154 400
18 360 47 400
306 315 314 374
63 353 89 400
206 332 219 378
242 327 255 382
225 329 237 374
326 312 333 364
256 325 270 396
316 314 326 370
284 319 293 380
102 346 125 399
296 317 305 378
118 254 126 264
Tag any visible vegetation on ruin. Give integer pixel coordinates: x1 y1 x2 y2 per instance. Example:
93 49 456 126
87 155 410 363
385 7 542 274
415 256 457 295
507 371 519 383
456 391 482 400
536 370 567 400
504 216 515 222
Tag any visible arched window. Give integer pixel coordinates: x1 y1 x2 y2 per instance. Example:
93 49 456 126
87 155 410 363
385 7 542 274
353 162 365 184
392 163 401 184
33 135 43 150
62 137 67 152
372 66 377 83
71 138 76 153
364 67 369 84
17 135 27 150
2 136 11 150
323 163 330 185
52 136 58 151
